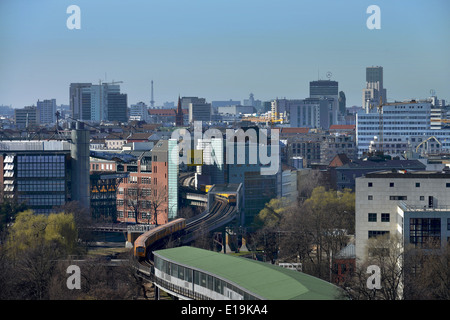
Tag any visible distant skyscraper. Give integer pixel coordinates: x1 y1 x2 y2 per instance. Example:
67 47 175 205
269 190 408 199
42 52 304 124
362 66 387 111
14 106 39 128
338 91 346 115
36 99 56 124
107 91 128 122
71 82 127 122
175 96 184 127
309 80 338 97
309 80 339 125
70 83 92 120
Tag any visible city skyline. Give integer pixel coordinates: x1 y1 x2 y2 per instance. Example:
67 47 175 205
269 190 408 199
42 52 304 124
1 0 449 109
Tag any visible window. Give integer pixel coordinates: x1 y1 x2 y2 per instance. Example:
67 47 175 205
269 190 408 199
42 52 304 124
368 230 389 238
381 213 390 222
420 196 425 201
416 182 420 187
410 218 441 248
368 195 373 200
368 182 373 187
390 182 394 187
368 213 377 222
390 196 407 200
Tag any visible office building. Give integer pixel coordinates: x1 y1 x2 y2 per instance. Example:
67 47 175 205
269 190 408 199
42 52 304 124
355 170 450 264
36 99 56 124
70 82 127 122
362 66 387 112
107 91 128 123
70 83 92 120
189 102 212 124
151 139 179 224
129 102 149 122
14 106 39 128
356 100 450 157
288 98 333 129
0 122 90 214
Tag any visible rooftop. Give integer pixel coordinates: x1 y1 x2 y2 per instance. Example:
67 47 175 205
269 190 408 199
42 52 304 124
364 169 450 179
154 246 342 300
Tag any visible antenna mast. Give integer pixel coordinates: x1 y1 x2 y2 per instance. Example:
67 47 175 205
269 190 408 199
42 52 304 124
150 80 155 108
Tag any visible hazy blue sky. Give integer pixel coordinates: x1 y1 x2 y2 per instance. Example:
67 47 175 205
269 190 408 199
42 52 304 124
1 0 449 109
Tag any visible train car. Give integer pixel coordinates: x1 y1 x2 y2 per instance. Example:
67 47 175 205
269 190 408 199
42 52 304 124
134 218 186 260
216 193 237 206
199 184 212 193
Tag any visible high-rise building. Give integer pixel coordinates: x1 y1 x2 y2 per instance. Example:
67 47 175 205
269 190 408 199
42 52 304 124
338 91 346 115
36 99 56 124
14 106 39 128
70 82 127 122
151 139 179 224
310 80 338 97
362 66 387 111
309 80 339 125
107 91 128 123
288 98 333 129
188 102 211 123
70 83 92 120
129 102 149 122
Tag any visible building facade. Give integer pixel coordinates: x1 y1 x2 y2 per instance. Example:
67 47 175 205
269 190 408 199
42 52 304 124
355 170 450 263
356 100 450 157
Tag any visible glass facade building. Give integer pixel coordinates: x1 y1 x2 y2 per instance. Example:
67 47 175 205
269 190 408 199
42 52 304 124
4 152 70 214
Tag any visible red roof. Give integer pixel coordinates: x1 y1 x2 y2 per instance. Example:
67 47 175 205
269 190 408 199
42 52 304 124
329 125 355 131
148 108 188 116
280 127 310 134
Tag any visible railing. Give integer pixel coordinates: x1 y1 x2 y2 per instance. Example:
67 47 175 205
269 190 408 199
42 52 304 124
399 201 450 212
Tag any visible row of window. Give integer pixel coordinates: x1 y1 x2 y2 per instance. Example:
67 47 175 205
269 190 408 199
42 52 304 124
17 155 65 163
18 194 65 206
368 182 450 188
154 256 257 300
368 213 390 222
17 180 65 192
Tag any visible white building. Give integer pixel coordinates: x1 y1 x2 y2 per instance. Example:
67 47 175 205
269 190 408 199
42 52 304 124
355 169 450 263
356 100 450 157
129 102 149 122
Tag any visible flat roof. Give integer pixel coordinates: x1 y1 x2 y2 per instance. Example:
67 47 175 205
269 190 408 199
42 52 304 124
364 170 450 179
209 183 241 193
154 246 342 300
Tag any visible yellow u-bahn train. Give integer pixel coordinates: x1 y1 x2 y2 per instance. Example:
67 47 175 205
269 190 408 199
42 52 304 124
134 218 186 260
215 193 236 206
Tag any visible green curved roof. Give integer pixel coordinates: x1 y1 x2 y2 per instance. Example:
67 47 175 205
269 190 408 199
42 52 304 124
154 246 343 300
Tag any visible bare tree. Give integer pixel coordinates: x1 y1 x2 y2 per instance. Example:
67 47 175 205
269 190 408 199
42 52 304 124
339 234 405 300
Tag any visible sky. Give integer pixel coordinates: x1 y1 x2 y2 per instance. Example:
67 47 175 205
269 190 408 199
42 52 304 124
0 0 449 109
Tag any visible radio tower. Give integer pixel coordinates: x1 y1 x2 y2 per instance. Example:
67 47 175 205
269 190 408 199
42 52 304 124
150 80 155 108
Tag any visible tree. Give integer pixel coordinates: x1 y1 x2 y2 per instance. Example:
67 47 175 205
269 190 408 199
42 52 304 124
339 234 405 300
403 242 450 300
7 210 79 261
254 197 290 228
280 187 355 279
0 196 28 237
